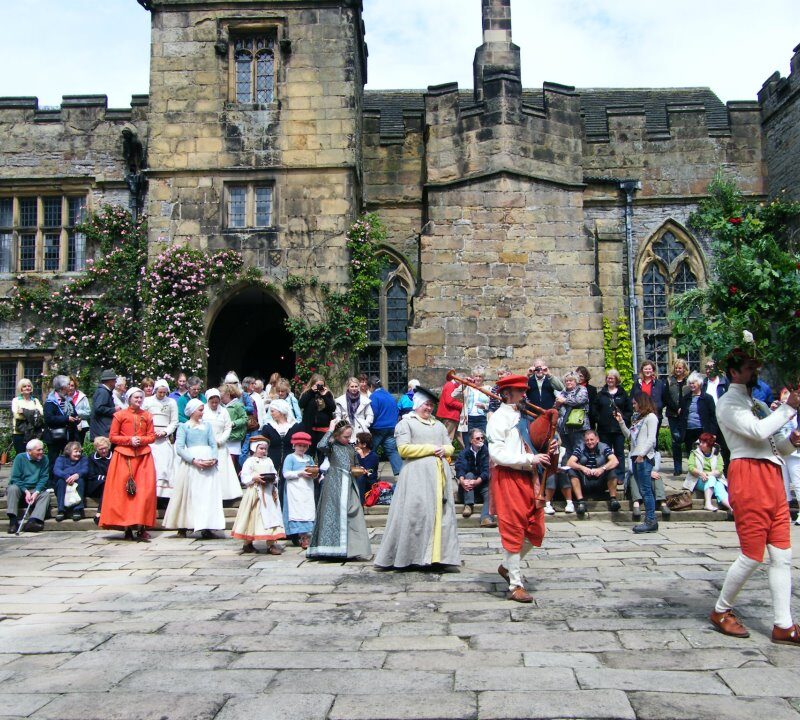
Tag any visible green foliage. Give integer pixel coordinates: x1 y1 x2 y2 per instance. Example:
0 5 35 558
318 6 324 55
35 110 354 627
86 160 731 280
657 426 672 455
9 205 246 385
615 313 634 392
601 313 634 391
671 173 800 383
285 213 386 389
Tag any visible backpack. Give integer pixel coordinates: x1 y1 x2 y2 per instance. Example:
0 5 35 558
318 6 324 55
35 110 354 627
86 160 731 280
364 480 394 507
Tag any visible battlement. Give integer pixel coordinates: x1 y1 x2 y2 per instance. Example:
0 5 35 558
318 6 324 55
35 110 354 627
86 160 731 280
759 43 800 123
423 75 584 188
0 95 149 123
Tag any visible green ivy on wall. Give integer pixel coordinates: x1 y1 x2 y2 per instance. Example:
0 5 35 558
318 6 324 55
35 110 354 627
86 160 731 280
284 213 386 390
601 312 634 391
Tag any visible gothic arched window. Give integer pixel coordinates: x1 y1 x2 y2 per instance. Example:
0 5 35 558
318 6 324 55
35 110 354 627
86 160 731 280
637 226 704 376
358 258 413 395
234 37 275 104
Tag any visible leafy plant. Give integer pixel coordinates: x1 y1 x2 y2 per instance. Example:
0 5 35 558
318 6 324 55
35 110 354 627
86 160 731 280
671 173 800 384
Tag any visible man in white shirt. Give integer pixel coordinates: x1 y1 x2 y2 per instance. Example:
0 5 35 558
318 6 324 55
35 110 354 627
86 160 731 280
710 348 800 646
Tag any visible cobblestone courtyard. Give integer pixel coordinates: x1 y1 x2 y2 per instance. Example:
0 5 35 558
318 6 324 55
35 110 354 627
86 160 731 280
1 522 799 720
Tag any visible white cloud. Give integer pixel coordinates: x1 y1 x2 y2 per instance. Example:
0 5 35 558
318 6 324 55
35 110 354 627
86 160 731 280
0 0 797 105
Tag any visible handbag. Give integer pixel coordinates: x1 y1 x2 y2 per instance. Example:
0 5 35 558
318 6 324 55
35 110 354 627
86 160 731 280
49 427 67 441
246 414 259 432
64 483 81 507
565 407 586 429
665 489 693 511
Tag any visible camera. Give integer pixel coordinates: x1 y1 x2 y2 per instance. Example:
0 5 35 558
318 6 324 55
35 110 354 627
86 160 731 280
315 382 324 391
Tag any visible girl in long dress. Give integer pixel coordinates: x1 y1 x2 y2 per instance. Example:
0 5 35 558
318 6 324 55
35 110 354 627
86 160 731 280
282 431 317 550
232 435 286 554
203 388 243 501
142 379 178 498
163 398 226 539
307 420 371 560
374 387 461 570
99 387 157 542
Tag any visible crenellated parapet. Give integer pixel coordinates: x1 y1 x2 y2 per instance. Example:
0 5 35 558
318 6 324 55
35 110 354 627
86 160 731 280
759 43 800 199
424 76 584 189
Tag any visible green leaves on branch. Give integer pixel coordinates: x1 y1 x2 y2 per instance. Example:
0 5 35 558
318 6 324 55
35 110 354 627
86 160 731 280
286 213 386 389
671 173 800 383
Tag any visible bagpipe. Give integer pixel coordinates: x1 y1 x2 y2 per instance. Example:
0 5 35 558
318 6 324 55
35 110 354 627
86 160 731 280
446 370 560 479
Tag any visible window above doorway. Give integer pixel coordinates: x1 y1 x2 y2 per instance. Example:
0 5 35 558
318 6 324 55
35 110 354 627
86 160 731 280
225 184 274 230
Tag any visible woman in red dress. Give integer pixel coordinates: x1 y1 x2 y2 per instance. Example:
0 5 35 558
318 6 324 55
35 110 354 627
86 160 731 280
99 387 157 541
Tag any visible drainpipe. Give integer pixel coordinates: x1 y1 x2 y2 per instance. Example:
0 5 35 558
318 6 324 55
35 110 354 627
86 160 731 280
619 180 641 373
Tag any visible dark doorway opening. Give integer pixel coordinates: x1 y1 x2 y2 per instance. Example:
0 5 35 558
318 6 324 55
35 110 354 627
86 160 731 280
207 287 295 386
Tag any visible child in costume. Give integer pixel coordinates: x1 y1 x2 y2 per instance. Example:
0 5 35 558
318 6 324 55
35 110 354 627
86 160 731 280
282 431 317 549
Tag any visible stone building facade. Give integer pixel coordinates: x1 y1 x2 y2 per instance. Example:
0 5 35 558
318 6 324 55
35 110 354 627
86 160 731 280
0 0 798 396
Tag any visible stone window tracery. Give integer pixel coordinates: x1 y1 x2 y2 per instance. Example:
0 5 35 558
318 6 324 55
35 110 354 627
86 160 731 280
233 36 275 105
359 257 413 395
0 195 87 273
637 225 705 375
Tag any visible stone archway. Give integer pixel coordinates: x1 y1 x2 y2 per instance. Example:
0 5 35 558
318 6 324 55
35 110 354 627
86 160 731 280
207 286 295 386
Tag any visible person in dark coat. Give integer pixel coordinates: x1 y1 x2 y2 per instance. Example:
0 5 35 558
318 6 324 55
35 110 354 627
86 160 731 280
90 369 118 441
526 359 564 410
86 436 112 524
454 427 492 524
576 366 598 429
679 372 720 453
593 369 632 486
664 359 692 475
630 359 666 420
43 375 79 485
298 373 336 463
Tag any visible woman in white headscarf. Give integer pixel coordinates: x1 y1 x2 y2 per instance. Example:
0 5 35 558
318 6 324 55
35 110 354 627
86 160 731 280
203 388 243 501
142 379 178 498
261 398 304 508
163 397 226 539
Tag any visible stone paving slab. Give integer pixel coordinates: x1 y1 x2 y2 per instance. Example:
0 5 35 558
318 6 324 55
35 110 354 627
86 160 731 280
0 523 798 719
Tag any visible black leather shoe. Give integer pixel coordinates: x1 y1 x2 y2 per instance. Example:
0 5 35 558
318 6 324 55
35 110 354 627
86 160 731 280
575 499 587 516
609 499 621 512
7 517 19 534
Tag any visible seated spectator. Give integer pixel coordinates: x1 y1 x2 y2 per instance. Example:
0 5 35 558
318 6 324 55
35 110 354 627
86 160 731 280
6 439 50 533
53 441 89 522
686 432 732 513
354 431 379 503
567 430 620 511
397 379 419 418
86 436 112 525
543 447 575 515
454 427 493 525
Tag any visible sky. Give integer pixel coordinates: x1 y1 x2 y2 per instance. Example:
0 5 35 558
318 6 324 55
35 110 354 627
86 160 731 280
0 0 797 107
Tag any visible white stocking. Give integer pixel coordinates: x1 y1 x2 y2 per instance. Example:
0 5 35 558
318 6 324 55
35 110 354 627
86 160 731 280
715 554 760 613
766 544 794 629
503 540 533 590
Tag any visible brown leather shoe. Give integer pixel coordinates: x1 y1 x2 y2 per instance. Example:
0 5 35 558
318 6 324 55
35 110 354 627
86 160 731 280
497 564 509 582
462 505 473 518
507 586 533 603
267 544 284 555
771 623 800 645
710 609 750 638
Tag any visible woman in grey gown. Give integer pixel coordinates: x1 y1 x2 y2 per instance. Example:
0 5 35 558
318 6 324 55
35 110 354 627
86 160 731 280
306 420 372 560
374 387 461 570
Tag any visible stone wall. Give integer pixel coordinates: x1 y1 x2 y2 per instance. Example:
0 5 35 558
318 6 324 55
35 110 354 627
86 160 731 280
760 44 800 201
582 101 764 199
145 0 367 306
410 173 604 386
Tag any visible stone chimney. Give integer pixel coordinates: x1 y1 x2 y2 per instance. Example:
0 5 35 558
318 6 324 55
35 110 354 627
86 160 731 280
473 0 521 101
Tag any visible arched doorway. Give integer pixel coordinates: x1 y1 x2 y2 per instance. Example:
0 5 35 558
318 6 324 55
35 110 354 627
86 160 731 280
207 286 295 385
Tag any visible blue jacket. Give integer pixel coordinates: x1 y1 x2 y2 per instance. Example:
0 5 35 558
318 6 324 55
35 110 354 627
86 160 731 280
370 388 399 430
53 455 89 482
751 379 774 406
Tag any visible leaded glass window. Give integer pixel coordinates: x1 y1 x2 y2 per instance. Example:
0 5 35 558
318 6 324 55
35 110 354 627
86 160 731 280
234 36 275 105
358 258 412 396
0 358 46 406
639 226 705 375
226 185 275 229
23 361 44 396
0 362 16 402
0 195 89 272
